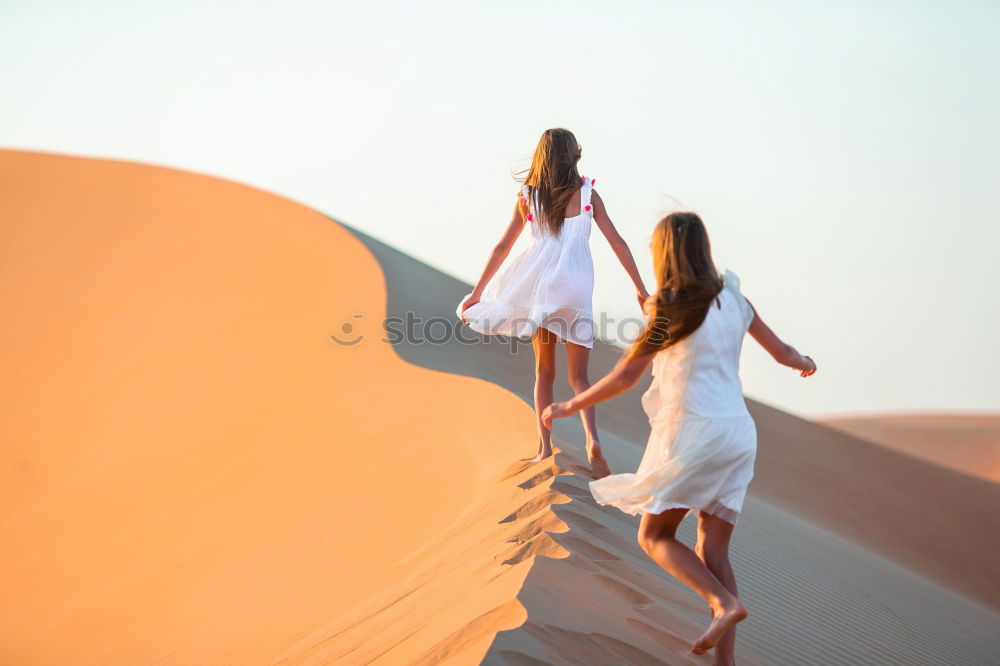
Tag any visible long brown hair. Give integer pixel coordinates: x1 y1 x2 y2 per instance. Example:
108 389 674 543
520 128 583 235
628 212 724 358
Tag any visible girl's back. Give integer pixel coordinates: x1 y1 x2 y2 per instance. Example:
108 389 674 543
459 127 652 470
643 270 755 422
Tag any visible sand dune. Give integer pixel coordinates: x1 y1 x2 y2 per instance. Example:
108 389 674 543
822 414 1000 483
353 228 1000 611
3 150 998 665
0 150 561 664
352 228 1000 664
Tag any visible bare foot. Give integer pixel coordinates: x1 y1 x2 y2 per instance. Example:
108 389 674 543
587 442 612 479
691 599 747 655
520 443 553 463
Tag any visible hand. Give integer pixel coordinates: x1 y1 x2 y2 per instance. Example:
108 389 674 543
460 294 481 324
796 355 817 377
642 293 656 317
541 401 575 428
636 290 650 310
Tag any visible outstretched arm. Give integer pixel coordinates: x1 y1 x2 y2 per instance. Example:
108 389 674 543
542 351 654 427
592 190 650 308
746 299 817 377
461 200 526 319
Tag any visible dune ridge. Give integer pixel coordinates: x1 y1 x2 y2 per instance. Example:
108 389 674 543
0 150 567 664
3 150 997 665
268 459 572 664
351 227 1000 664
351 227 1000 611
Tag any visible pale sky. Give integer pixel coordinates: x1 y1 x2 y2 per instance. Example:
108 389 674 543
3 0 998 417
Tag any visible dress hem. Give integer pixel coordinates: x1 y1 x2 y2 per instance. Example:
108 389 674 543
458 294 595 348
588 487 742 526
463 318 594 349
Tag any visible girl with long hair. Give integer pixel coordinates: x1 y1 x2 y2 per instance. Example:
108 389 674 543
458 128 649 477
543 212 816 663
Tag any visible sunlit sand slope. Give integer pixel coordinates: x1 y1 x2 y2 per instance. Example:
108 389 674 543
0 150 563 664
4 149 995 665
351 227 1000 665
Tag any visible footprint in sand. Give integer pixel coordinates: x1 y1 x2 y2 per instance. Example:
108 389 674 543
555 507 608 531
517 467 556 490
555 535 620 562
551 480 593 502
500 459 545 481
554 508 644 555
589 573 655 607
626 618 711 664
563 461 605 480
498 489 571 524
596 560 705 613
501 533 568 566
506 513 567 545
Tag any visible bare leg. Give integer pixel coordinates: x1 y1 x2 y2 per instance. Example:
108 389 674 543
638 509 747 656
526 327 557 461
565 341 610 478
696 512 740 666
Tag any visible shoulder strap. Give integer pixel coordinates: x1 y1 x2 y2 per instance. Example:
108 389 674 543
519 184 534 221
581 176 595 214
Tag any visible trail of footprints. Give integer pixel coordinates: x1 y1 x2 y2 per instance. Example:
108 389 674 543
492 444 984 666
492 446 713 665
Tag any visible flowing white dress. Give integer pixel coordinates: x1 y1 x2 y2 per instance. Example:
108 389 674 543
456 178 597 348
590 270 757 525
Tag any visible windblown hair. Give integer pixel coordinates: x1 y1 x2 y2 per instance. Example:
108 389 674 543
628 212 724 358
520 128 583 235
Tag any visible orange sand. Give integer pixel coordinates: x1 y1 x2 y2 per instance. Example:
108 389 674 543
353 226 1000 664
0 150 560 664
3 150 999 665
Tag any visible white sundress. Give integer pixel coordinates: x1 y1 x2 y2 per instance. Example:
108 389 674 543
456 177 597 348
590 270 758 525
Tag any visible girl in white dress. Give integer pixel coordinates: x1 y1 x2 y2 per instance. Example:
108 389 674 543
458 128 649 476
543 212 816 663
